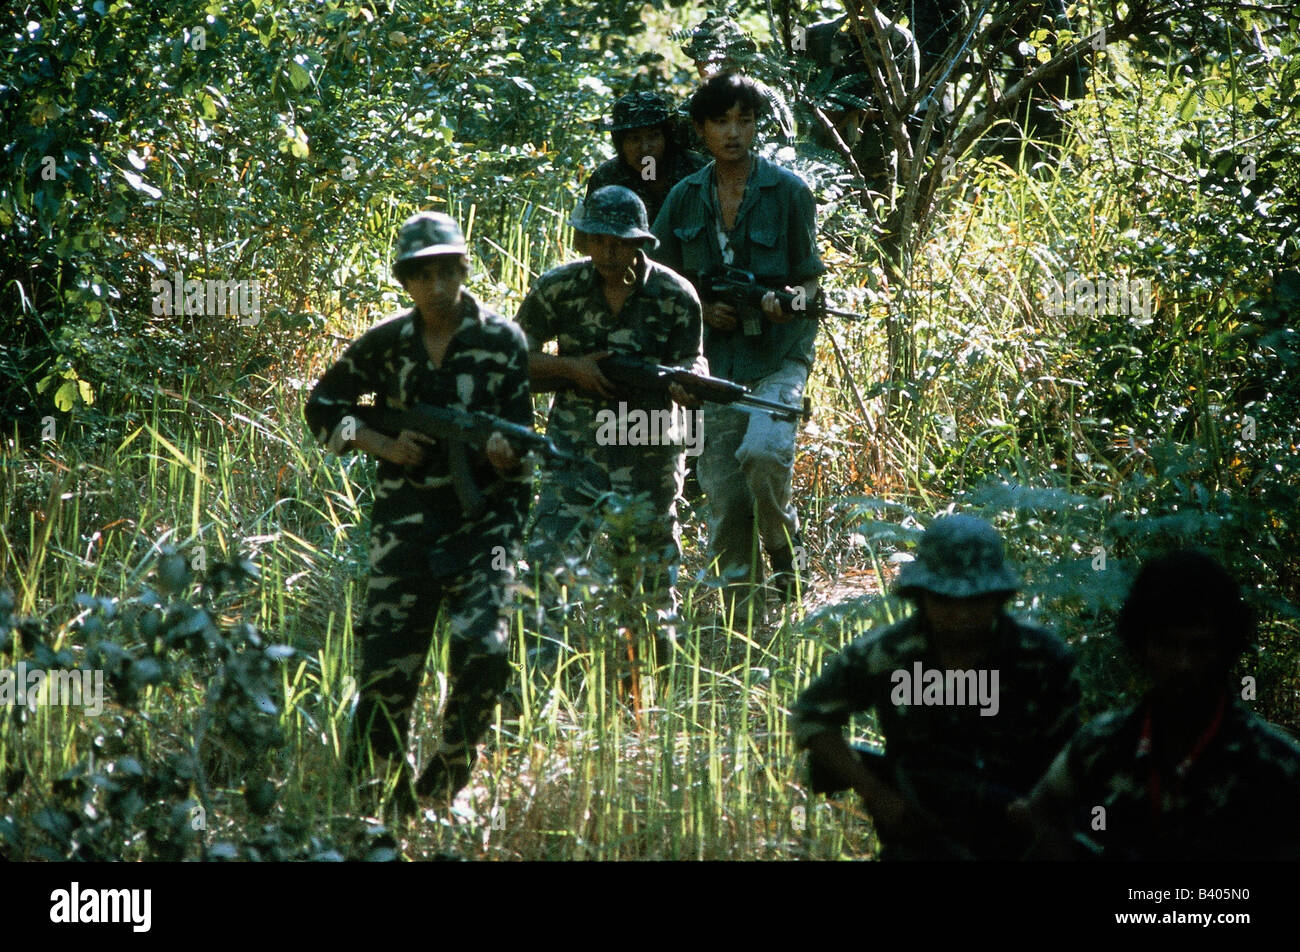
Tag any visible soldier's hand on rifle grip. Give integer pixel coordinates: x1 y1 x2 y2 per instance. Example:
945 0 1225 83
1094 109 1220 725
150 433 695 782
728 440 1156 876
667 382 701 408
568 351 617 399
485 431 521 475
376 429 433 467
762 290 791 324
703 300 739 331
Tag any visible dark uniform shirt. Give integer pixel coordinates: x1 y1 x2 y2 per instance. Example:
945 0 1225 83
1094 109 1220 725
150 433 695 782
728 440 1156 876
792 611 1079 857
1035 696 1300 860
303 292 532 577
585 149 709 228
651 154 825 384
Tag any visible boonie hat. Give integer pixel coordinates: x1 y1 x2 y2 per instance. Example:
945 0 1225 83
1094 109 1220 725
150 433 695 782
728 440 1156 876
569 186 658 248
610 91 672 131
393 211 468 267
893 514 1021 599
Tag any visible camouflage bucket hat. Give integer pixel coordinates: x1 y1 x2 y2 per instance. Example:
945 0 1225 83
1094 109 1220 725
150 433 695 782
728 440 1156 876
678 16 756 63
569 186 658 248
393 211 467 266
610 91 672 131
893 515 1021 599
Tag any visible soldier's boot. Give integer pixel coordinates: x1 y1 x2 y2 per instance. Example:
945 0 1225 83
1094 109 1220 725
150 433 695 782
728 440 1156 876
414 746 476 805
768 536 807 603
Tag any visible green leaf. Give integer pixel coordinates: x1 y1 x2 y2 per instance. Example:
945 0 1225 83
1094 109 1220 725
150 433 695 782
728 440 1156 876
288 62 310 92
54 380 76 411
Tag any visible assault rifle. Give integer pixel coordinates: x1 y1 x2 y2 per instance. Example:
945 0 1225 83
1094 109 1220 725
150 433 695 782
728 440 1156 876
349 403 595 519
598 353 811 423
701 266 869 322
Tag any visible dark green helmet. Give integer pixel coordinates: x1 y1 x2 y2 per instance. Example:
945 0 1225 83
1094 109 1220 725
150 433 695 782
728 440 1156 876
678 15 756 63
393 211 467 268
609 91 672 132
893 515 1021 599
569 186 658 247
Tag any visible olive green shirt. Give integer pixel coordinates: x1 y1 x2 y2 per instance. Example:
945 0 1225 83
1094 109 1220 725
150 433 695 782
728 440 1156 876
650 154 825 385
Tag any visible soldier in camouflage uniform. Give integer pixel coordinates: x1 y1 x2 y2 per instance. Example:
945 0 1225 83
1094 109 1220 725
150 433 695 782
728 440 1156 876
792 515 1080 859
1013 550 1300 860
304 211 532 810
518 186 703 673
586 91 708 229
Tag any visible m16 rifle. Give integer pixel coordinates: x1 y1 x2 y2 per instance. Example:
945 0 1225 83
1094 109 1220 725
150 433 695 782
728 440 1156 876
597 353 811 423
347 403 597 519
701 266 870 322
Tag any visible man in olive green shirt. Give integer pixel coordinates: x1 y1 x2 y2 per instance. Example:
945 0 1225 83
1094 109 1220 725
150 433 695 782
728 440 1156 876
652 72 825 620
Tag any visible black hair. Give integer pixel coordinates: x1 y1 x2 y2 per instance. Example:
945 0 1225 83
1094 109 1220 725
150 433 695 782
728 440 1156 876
393 253 469 284
1116 549 1253 663
689 72 766 124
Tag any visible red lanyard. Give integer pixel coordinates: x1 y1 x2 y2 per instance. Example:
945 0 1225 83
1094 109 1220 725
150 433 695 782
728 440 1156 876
1140 693 1227 814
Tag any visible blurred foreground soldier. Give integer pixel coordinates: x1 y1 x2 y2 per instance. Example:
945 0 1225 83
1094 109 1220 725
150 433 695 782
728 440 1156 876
652 72 823 619
586 91 708 228
1013 550 1300 860
305 212 531 813
519 186 703 679
678 14 796 146
792 515 1079 859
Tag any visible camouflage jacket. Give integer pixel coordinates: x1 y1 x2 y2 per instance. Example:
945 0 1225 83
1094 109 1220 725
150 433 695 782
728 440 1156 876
651 154 825 385
792 612 1080 811
515 255 702 466
586 150 709 228
1036 696 1300 860
303 292 532 577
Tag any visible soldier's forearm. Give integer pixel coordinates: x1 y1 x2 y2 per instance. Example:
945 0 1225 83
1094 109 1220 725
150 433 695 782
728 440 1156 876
348 424 389 458
527 352 584 392
805 732 899 811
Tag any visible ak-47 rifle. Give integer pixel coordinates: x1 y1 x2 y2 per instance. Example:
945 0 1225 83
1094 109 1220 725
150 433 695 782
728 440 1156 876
597 353 811 423
348 403 597 519
701 266 870 323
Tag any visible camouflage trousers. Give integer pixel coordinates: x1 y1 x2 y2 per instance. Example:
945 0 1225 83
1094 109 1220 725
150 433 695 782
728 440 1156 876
698 360 807 601
525 445 684 655
350 539 513 775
